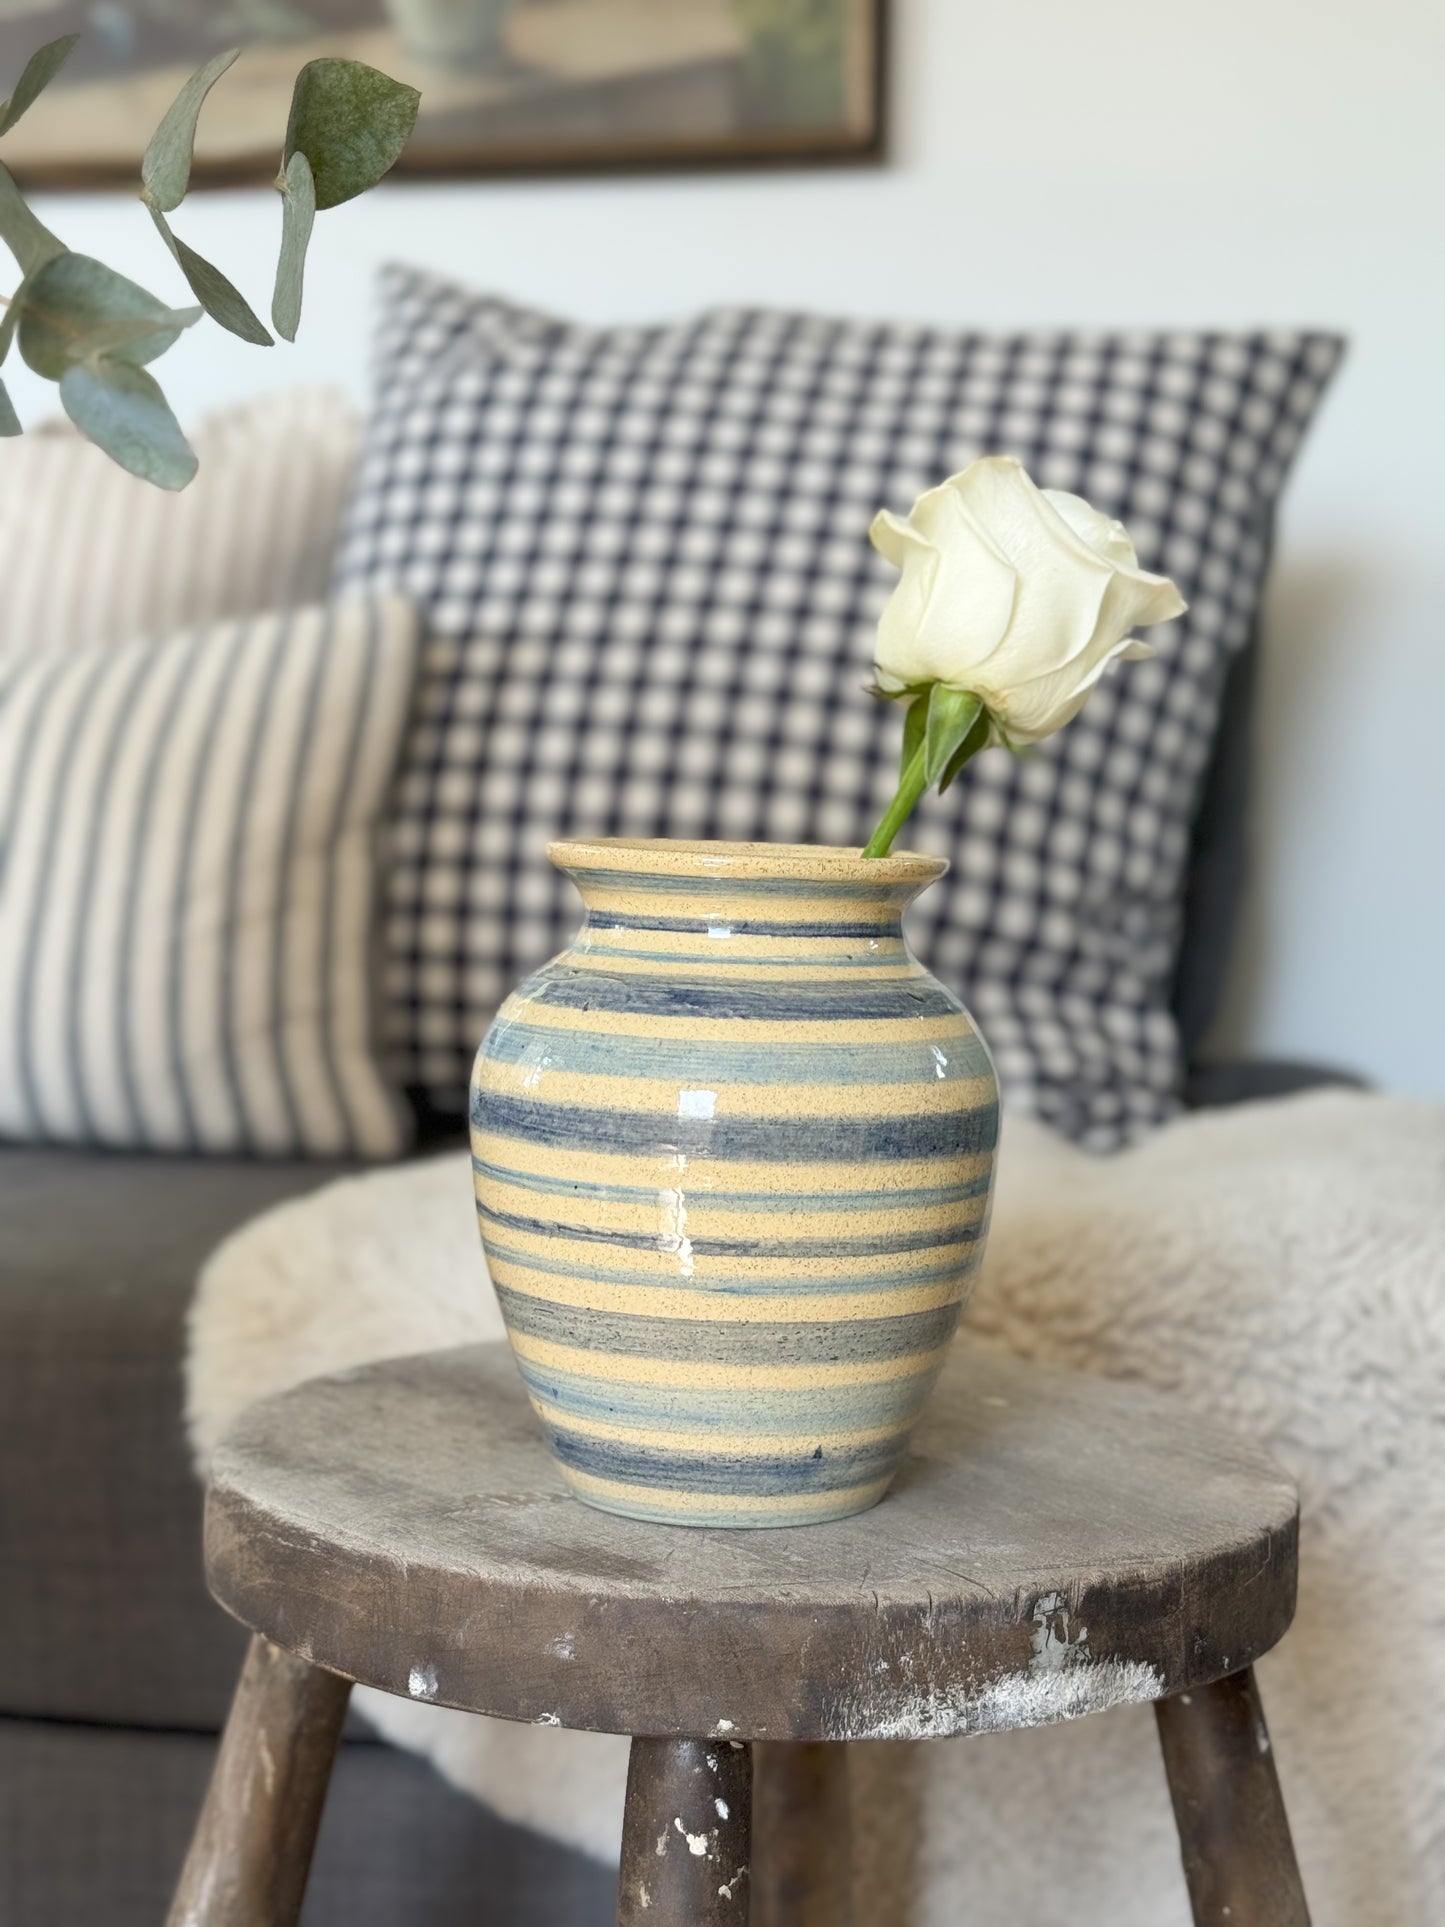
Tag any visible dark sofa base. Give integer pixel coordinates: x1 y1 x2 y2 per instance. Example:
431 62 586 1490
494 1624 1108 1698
0 1718 617 1926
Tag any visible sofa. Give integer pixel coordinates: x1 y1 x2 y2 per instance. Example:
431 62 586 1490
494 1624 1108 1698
1 291 1351 1918
0 638 1346 1927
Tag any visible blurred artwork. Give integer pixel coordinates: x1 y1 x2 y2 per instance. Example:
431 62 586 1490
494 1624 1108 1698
0 0 884 183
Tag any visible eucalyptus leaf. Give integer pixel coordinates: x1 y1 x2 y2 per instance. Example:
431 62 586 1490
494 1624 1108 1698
59 357 197 490
900 691 928 778
283 58 419 210
148 205 273 346
18 252 191 379
0 374 19 436
77 305 203 357
141 47 241 214
923 684 984 786
0 285 21 365
0 160 64 276
271 147 315 342
938 705 992 793
0 33 79 139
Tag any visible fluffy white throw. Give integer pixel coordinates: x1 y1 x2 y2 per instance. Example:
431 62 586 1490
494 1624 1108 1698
188 1091 1445 1925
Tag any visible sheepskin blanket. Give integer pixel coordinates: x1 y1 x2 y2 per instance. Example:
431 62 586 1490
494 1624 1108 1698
188 1091 1445 1925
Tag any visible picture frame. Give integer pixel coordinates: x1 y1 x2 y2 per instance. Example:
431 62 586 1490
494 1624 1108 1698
0 1 887 188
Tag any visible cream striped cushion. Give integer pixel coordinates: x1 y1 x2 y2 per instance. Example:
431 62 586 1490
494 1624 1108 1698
0 598 419 1158
0 390 361 660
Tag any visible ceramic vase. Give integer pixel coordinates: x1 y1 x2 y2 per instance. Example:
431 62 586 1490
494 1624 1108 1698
470 839 999 1528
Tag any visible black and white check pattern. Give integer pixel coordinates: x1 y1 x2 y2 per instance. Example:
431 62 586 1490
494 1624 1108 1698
339 268 1341 1146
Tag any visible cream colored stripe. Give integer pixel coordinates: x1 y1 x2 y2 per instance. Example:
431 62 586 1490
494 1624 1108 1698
558 1463 893 1516
577 885 905 923
565 951 919 982
490 1256 968 1323
577 926 909 960
529 1396 906 1455
477 1059 997 1119
508 1329 943 1389
472 1131 995 1195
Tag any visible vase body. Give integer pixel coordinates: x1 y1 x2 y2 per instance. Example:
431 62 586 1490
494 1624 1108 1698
470 840 999 1528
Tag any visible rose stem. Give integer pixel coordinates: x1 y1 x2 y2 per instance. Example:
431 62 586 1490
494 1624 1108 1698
861 740 930 859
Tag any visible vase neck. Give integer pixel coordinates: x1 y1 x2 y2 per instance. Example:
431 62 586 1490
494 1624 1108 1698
549 841 945 972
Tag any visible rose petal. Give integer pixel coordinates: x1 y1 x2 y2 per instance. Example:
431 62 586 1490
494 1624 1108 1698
947 461 1116 688
1043 488 1141 569
991 561 1181 739
993 632 1151 742
873 488 1017 690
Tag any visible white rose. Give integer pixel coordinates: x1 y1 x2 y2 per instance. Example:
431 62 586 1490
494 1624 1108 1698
870 457 1187 745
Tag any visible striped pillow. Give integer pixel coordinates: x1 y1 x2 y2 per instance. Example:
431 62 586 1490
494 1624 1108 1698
0 390 361 661
0 598 419 1158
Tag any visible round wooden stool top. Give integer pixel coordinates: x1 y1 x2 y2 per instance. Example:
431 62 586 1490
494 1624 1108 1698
203 1341 1298 1745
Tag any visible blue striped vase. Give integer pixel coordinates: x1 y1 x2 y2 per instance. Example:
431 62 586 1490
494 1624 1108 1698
470 840 1000 1528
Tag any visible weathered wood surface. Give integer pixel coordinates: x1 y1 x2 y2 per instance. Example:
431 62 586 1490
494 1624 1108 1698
1156 1668 1311 1926
166 1634 350 1927
752 1743 853 1927
204 1340 1298 1742
617 1738 753 1924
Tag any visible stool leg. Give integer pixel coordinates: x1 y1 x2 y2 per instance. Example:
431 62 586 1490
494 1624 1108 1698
751 1743 853 1927
617 1737 752 1925
167 1634 352 1927
1155 1666 1311 1927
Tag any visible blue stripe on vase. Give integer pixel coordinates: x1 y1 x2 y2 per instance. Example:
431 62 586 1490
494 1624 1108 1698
478 1199 985 1261
484 1233 979 1297
571 946 910 970
481 1023 993 1086
472 1090 1001 1163
584 912 906 940
523 971 964 1023
473 1153 995 1215
513 1357 945 1434
494 1287 964 1362
542 1426 909 1497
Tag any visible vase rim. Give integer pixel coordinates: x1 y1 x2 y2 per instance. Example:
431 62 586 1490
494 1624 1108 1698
547 837 949 885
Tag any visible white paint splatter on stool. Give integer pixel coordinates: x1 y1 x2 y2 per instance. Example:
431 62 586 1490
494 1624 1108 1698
407 1662 438 1701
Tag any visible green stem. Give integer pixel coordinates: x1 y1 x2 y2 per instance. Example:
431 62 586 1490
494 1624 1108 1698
862 740 930 858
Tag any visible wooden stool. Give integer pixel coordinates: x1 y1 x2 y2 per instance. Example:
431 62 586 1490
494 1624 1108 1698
169 1342 1311 1926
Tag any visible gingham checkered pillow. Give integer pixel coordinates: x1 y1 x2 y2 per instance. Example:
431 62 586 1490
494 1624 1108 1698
338 267 1341 1146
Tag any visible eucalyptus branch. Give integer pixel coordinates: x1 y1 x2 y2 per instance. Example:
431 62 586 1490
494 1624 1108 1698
0 33 418 484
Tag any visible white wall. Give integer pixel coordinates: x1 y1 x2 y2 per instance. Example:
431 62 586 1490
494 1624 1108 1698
12 0 1445 1094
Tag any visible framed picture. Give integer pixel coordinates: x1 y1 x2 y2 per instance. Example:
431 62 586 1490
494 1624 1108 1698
0 1 886 187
